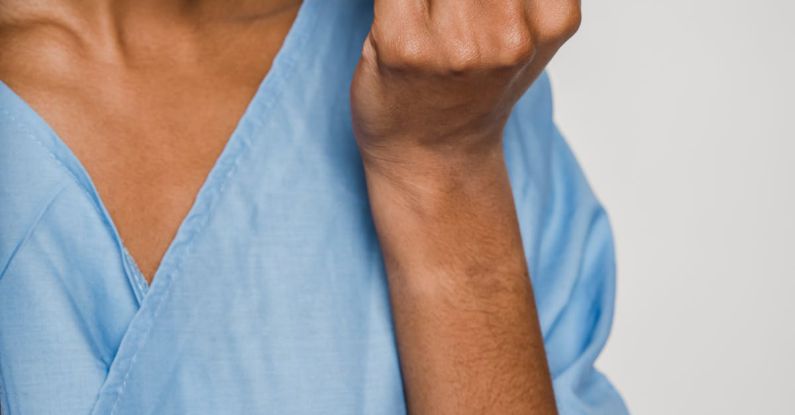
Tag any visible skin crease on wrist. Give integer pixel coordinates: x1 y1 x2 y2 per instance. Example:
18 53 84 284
0 0 581 413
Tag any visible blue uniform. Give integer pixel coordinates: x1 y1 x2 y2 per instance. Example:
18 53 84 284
0 1 627 413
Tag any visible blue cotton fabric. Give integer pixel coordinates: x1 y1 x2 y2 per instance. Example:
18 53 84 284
0 1 628 414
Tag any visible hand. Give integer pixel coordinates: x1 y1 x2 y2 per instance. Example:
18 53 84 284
351 0 581 173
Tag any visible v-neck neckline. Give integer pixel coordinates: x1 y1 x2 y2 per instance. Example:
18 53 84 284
0 0 319 303
0 1 323 412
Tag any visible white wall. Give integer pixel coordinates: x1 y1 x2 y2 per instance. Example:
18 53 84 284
548 1 795 413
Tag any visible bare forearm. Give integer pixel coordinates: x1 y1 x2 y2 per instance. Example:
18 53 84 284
363 143 557 414
352 0 580 411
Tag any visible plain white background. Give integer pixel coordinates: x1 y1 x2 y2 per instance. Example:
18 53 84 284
548 0 795 413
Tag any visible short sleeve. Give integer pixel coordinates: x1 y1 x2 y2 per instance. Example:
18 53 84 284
504 72 629 414
543 202 628 415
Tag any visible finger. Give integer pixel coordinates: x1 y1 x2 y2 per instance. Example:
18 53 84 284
525 0 581 46
373 0 427 23
368 0 432 68
425 1 533 71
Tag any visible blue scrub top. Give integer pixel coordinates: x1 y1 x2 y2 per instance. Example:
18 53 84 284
0 1 628 414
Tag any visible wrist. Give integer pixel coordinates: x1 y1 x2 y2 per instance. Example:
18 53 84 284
358 134 528 296
357 134 508 203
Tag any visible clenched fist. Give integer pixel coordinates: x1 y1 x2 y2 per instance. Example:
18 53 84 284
351 0 581 171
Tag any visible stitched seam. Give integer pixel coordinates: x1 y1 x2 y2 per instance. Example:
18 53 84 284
110 110 268 414
123 248 148 302
106 125 251 415
1 98 150 304
0 108 123 251
0 182 68 281
104 10 321 415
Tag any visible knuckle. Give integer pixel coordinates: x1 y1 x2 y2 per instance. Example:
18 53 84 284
496 26 535 67
445 43 481 73
541 2 582 43
378 37 430 70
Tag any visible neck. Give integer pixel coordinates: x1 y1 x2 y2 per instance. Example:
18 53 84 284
0 0 300 62
1 0 299 21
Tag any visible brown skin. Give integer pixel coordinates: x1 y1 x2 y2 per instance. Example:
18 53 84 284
0 0 580 413
352 1 580 413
